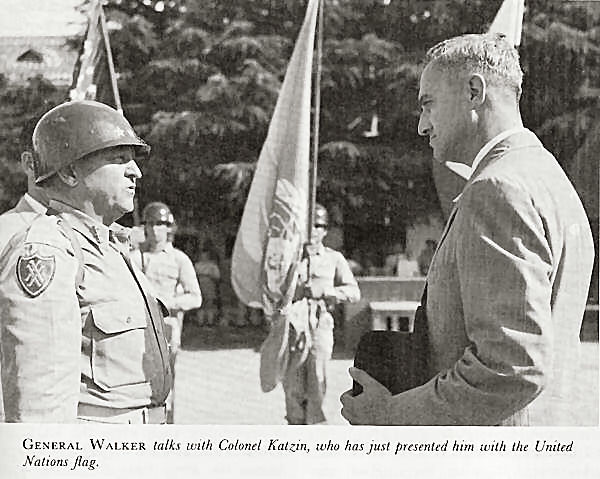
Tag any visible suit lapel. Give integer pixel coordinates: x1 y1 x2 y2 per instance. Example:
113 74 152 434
429 205 459 267
428 130 544 280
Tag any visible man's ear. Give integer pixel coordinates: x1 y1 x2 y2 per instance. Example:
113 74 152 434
56 164 79 187
20 151 34 175
468 73 486 106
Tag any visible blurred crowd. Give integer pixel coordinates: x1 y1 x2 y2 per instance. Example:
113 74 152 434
137 232 439 330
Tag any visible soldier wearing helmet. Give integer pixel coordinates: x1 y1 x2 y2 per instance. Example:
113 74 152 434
130 201 202 423
282 203 360 424
0 101 173 423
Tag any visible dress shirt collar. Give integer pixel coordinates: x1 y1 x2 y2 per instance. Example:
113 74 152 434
452 126 528 203
22 193 47 214
470 126 528 176
109 223 132 251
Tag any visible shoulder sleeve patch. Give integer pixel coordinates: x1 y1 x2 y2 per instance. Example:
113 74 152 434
16 248 56 297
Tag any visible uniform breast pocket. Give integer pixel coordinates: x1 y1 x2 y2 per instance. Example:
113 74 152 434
90 302 149 390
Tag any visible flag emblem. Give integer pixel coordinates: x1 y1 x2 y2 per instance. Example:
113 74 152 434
262 179 305 314
16 252 56 297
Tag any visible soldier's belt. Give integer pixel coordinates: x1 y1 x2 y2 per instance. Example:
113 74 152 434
78 403 167 424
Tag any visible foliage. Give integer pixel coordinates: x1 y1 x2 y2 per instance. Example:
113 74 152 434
1 0 598 258
0 76 65 211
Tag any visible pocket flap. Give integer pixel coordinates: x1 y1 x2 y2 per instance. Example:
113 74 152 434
91 302 147 334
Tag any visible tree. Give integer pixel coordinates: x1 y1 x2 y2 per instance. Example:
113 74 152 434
0 76 65 211
99 0 599 259
1 1 597 264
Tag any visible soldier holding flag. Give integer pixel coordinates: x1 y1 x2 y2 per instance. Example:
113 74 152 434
231 0 352 424
283 203 359 424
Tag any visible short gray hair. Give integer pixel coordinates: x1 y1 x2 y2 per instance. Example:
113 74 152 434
426 33 523 99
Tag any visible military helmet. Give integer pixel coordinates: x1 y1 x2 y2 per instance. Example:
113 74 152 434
142 202 174 225
32 100 150 183
313 203 329 227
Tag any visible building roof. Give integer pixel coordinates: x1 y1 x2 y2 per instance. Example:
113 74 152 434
0 37 80 86
0 0 89 86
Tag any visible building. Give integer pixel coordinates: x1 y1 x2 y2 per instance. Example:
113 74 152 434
0 0 87 87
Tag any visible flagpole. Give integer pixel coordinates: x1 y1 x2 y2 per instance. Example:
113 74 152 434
98 2 122 112
308 0 324 241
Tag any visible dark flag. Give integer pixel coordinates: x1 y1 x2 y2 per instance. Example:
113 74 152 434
69 0 121 111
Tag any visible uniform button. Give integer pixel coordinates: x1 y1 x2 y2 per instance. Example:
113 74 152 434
126 317 132 324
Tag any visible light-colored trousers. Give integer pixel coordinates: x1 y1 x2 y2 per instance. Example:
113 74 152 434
163 314 183 423
282 307 334 425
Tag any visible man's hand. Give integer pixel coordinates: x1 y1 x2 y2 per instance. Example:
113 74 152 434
340 367 392 425
163 296 180 315
304 284 338 304
303 283 322 299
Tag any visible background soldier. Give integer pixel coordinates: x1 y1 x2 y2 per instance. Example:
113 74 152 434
130 201 202 423
283 203 360 424
0 100 173 423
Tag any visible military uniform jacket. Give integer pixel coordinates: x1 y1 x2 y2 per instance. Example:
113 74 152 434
296 244 360 306
0 194 47 255
0 193 47 422
383 129 594 425
0 201 172 422
291 244 361 334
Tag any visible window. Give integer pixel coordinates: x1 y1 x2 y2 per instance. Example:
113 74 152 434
17 49 43 63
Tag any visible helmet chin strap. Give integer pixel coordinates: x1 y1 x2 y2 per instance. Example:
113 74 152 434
56 166 79 188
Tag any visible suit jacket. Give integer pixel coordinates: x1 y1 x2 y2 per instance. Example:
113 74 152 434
384 129 594 425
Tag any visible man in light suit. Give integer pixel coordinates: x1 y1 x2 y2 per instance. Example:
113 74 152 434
341 33 595 426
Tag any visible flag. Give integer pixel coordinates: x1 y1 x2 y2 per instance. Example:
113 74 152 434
69 0 121 110
489 0 525 47
433 0 525 218
231 0 319 392
231 0 318 310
